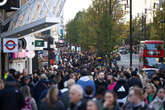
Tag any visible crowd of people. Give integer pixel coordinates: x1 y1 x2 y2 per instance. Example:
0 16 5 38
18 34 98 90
0 50 165 110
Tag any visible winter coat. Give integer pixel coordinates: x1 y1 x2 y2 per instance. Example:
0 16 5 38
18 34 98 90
22 96 38 110
77 76 96 97
40 100 65 110
150 96 165 110
67 99 87 110
103 104 121 110
123 101 154 110
0 87 25 110
114 79 129 99
95 79 108 95
108 82 117 91
127 77 143 88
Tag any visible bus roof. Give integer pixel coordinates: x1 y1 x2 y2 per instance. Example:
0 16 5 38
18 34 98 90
140 40 164 44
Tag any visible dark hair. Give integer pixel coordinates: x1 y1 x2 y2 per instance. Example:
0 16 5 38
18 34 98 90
105 91 117 105
85 86 93 96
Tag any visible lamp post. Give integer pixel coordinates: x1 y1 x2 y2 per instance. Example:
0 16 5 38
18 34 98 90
130 0 133 67
160 7 164 40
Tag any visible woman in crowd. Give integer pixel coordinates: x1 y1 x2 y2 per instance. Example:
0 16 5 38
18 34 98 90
103 91 121 110
144 83 156 104
40 85 65 110
87 100 101 110
107 75 117 91
150 88 165 110
21 85 38 110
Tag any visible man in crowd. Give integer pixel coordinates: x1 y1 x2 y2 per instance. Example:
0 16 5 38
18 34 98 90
77 68 96 97
95 71 108 99
0 69 25 110
124 86 153 110
68 84 86 110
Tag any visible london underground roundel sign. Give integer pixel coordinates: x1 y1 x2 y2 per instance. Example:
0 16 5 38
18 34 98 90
3 38 18 53
0 0 8 6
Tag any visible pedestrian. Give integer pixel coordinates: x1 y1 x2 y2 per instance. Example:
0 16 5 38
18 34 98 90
77 68 96 97
60 79 76 109
124 86 153 110
150 88 165 110
107 75 117 91
0 79 4 90
113 79 129 106
95 72 107 99
40 85 65 110
84 85 94 101
127 71 143 88
21 85 38 110
152 77 162 89
67 84 86 110
144 83 156 104
21 75 31 86
87 100 101 110
0 77 25 110
103 91 121 110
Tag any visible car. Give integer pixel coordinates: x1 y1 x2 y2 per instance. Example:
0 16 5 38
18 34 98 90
142 68 158 79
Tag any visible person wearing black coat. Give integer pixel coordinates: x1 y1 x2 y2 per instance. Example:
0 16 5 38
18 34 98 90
127 71 143 88
0 78 25 110
95 72 108 98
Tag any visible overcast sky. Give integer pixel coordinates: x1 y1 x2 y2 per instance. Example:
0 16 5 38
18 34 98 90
63 0 153 24
63 0 92 24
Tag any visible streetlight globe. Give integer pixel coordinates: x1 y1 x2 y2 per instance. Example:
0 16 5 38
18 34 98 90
160 7 163 11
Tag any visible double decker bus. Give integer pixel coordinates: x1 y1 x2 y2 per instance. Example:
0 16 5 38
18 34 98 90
139 40 164 69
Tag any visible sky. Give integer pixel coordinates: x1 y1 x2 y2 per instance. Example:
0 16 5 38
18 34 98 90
63 0 155 24
63 0 92 24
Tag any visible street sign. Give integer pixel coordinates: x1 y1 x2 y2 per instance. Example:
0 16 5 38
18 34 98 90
35 40 44 47
3 38 18 53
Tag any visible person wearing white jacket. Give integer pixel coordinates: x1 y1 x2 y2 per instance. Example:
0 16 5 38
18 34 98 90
150 88 165 110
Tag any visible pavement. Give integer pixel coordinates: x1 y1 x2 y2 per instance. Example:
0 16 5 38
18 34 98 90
117 53 139 69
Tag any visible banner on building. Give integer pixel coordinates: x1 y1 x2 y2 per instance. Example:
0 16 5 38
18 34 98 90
3 38 18 53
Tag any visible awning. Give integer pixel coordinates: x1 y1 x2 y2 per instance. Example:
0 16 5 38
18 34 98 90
1 0 66 38
1 17 59 38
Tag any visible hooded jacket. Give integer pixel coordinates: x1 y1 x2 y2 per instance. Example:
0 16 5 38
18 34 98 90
150 96 165 110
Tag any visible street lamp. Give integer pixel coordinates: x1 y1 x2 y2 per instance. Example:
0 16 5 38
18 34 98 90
130 0 133 68
160 7 164 40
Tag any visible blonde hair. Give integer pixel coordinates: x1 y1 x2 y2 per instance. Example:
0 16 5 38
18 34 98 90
20 86 31 97
45 85 59 107
145 83 157 94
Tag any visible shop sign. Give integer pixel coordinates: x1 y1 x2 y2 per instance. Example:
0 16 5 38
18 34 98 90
3 38 18 53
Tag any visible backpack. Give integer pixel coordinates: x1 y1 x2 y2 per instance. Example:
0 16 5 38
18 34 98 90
21 97 32 110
